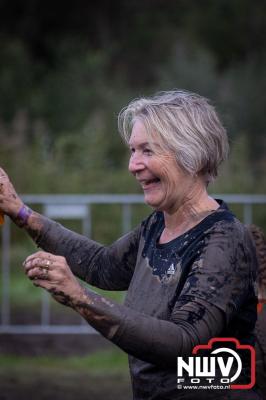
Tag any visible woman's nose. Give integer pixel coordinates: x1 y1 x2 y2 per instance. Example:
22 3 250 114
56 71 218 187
128 152 145 174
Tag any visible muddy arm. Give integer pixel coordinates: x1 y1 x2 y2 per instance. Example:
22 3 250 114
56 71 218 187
68 287 224 367
34 216 140 290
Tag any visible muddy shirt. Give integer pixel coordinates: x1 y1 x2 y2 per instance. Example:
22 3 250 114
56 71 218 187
37 201 260 399
256 304 266 397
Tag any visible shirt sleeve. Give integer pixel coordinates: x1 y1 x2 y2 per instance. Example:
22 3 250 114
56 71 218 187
36 217 141 290
179 220 257 324
85 292 225 368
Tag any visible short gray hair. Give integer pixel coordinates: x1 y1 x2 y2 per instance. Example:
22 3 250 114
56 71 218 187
118 90 229 182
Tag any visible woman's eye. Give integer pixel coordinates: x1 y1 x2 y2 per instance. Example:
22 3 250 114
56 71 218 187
143 148 153 155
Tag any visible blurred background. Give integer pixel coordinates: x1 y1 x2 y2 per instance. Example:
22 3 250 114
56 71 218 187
0 0 266 399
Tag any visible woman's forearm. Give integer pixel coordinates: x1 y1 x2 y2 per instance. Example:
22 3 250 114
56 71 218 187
22 210 139 290
70 288 224 367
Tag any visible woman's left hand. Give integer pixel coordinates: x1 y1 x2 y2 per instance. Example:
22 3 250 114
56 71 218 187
23 251 83 306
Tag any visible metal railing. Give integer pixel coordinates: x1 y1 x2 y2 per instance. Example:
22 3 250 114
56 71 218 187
1 193 266 335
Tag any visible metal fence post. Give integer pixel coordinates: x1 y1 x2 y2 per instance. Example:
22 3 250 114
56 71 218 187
122 203 132 234
83 204 91 237
1 217 11 326
243 203 253 225
41 291 51 326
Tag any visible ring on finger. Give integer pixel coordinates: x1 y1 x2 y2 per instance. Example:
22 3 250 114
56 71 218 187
41 268 49 279
43 260 50 270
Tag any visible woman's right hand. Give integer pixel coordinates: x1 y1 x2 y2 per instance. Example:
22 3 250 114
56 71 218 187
0 167 24 220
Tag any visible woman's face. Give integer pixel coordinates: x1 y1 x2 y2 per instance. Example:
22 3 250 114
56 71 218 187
128 120 196 213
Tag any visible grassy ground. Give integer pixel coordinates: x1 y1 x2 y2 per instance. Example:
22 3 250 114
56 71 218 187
0 349 131 400
0 348 129 373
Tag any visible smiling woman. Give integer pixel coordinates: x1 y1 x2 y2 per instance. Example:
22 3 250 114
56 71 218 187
122 91 227 239
0 90 263 400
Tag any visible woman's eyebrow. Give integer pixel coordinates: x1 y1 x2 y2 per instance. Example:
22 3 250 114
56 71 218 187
129 141 160 149
128 141 148 148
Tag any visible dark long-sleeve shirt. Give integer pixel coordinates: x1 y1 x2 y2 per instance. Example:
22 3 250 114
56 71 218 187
35 201 260 399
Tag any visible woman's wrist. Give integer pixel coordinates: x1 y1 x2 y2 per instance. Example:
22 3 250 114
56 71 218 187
70 285 89 308
14 204 33 228
17 205 32 226
50 282 87 310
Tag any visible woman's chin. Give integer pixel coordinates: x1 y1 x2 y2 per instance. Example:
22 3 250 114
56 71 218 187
144 194 162 210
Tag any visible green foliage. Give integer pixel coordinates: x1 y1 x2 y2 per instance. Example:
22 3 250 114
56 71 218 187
0 2 265 193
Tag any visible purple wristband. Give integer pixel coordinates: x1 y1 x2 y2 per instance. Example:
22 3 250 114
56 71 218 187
17 205 32 227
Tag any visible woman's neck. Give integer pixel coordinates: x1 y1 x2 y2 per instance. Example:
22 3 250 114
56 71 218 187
160 187 219 243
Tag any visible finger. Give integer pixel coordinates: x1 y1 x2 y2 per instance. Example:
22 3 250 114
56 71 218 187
23 253 54 269
27 266 50 280
0 168 8 179
24 251 53 263
0 167 7 176
32 278 51 290
0 174 8 184
0 177 7 193
33 279 40 287
23 257 54 272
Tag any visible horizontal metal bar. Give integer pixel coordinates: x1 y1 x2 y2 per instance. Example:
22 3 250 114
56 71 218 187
212 194 266 204
20 193 266 205
0 325 97 334
22 194 145 204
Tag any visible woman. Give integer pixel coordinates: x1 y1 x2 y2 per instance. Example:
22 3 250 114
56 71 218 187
0 90 262 399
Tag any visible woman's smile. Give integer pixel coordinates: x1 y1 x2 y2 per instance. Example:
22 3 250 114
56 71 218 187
137 177 161 191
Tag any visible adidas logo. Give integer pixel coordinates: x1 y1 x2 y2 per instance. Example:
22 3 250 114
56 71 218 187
167 263 175 275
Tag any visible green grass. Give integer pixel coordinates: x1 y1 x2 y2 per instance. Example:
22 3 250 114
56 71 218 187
0 348 128 374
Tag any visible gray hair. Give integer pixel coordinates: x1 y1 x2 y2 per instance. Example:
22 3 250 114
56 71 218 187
118 90 229 182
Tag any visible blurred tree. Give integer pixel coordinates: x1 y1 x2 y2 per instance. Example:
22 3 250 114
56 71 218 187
1 0 265 71
0 0 265 188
